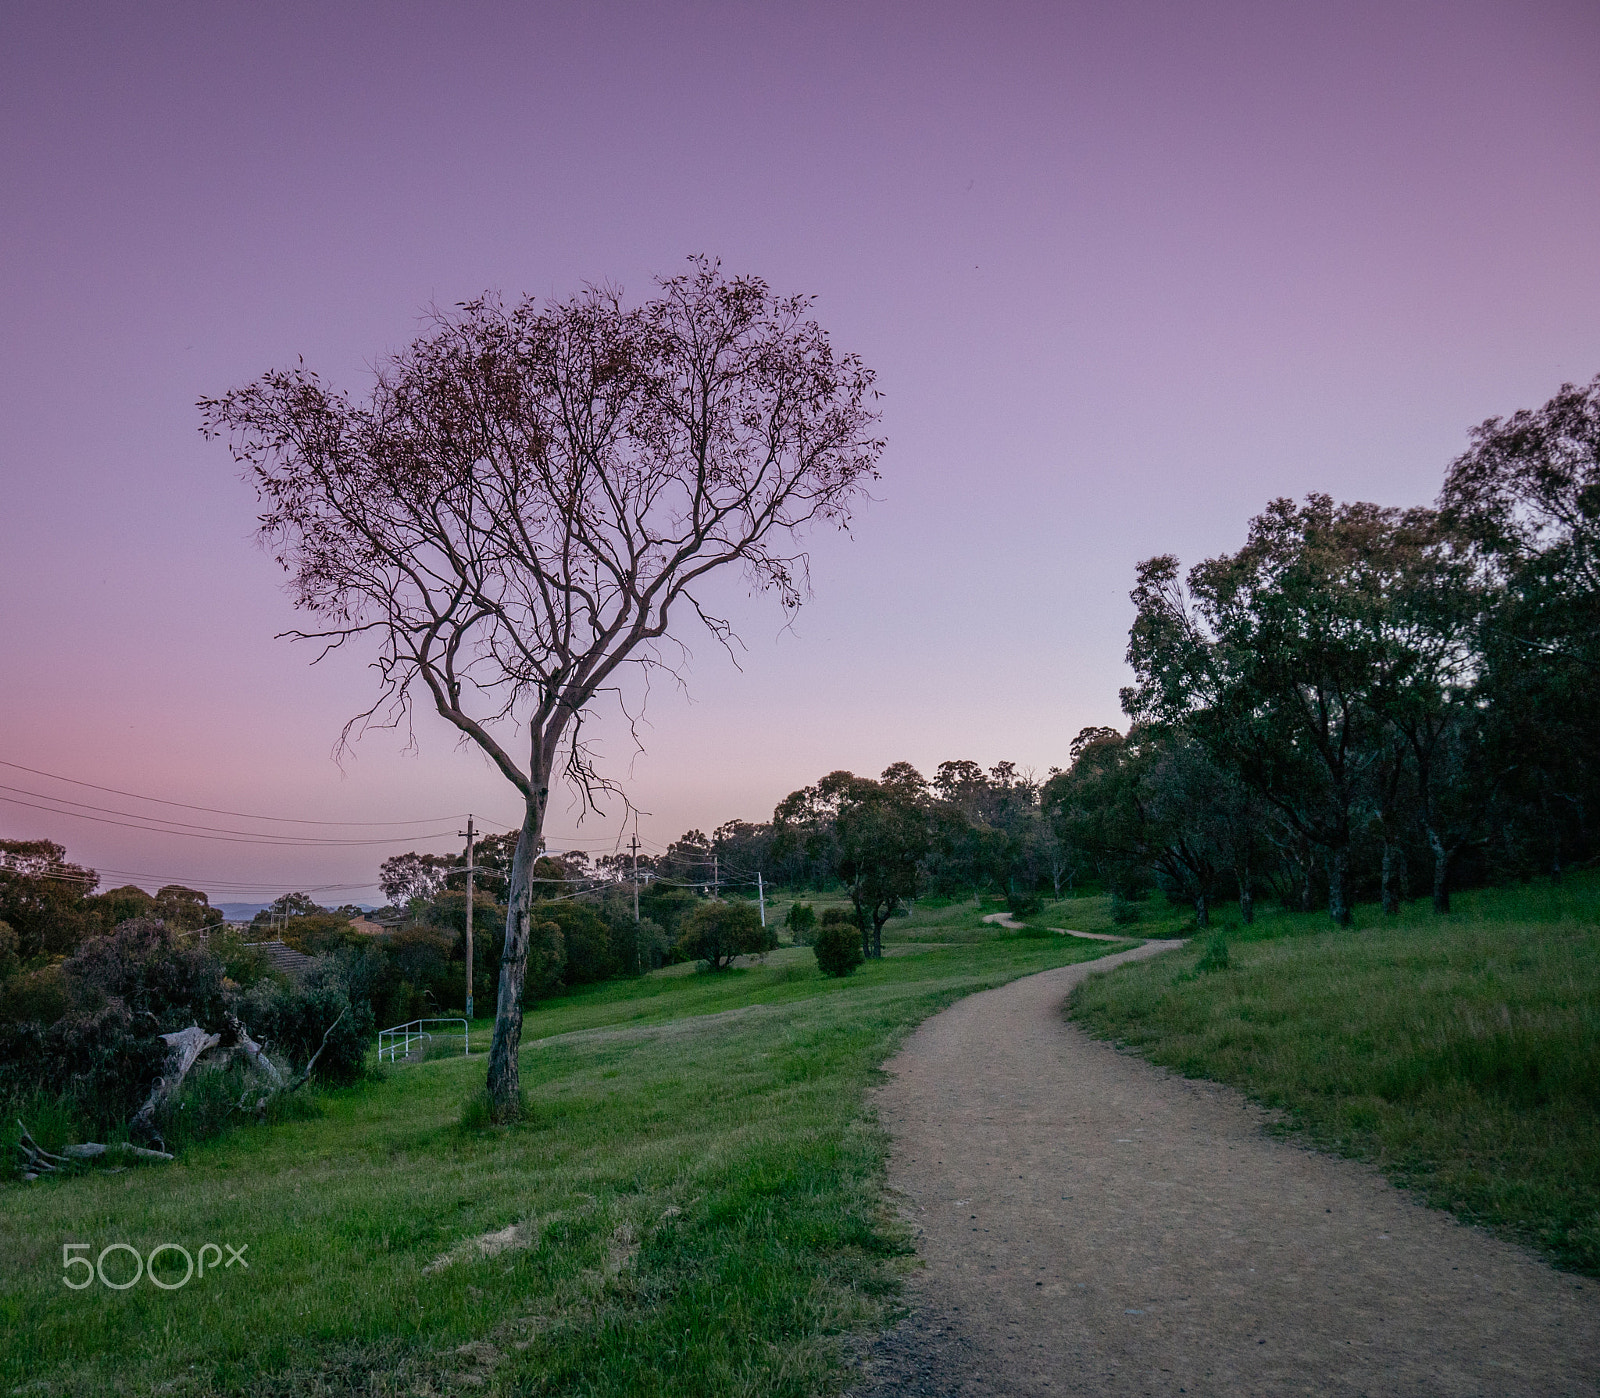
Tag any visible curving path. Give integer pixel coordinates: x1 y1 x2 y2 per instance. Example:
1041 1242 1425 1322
857 943 1600 1397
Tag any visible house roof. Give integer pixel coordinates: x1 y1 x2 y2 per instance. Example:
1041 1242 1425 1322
243 940 318 983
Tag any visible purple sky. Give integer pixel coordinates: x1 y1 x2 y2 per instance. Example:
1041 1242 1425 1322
3 1 1598 901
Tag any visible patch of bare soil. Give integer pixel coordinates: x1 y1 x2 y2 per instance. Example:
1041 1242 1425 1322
856 943 1600 1396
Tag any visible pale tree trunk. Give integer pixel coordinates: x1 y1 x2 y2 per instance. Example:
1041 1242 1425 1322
1327 844 1352 926
1194 892 1209 928
1234 848 1253 924
1426 827 1452 914
1380 839 1400 915
486 764 551 1124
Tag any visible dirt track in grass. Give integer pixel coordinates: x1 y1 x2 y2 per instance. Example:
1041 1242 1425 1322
854 942 1600 1397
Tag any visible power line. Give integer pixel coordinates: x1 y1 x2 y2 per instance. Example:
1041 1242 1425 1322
0 783 470 846
0 792 461 848
22 862 378 895
0 758 471 827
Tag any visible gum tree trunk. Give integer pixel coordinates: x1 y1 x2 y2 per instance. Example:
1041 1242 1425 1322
1327 843 1352 926
1426 828 1452 914
486 767 551 1124
1380 839 1399 915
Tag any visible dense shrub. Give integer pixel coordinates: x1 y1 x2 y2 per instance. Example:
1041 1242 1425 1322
813 920 865 977
203 929 275 987
1110 893 1143 924
65 918 227 1031
0 962 66 1027
639 886 702 939
1006 888 1042 917
236 977 374 1086
279 912 366 956
0 919 19 982
546 902 621 985
634 917 669 970
675 901 776 971
785 902 818 944
0 1000 166 1136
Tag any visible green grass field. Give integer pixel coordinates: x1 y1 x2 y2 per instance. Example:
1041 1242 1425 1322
1070 872 1600 1274
1 928 1129 1398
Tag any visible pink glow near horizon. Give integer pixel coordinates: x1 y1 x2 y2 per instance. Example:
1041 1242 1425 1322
2 1 1598 902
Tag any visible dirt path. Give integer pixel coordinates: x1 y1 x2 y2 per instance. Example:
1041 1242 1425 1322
858 943 1600 1397
981 911 1124 941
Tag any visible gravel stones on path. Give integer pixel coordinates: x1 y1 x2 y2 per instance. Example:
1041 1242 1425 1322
857 943 1600 1397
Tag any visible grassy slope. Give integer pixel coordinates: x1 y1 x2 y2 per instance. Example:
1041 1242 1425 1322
2 925 1127 1397
1070 872 1600 1274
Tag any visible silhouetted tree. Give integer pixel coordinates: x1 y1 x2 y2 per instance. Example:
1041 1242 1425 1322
203 260 883 1121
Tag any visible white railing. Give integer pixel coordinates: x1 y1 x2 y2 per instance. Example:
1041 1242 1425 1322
377 1017 469 1063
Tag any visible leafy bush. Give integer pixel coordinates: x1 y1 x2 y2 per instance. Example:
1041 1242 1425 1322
236 978 374 1086
66 917 227 1032
279 912 364 956
785 902 818 944
819 907 855 928
675 901 776 971
0 1001 166 1136
1006 888 1042 917
639 886 702 940
634 917 669 970
0 919 19 982
203 929 276 988
0 962 66 1027
1110 893 1142 925
547 902 622 985
813 920 865 978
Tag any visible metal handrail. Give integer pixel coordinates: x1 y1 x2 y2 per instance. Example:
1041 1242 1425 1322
377 1017 469 1063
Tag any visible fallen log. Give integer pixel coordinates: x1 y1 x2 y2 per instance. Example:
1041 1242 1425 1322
130 1025 221 1148
14 1121 174 1177
60 1141 175 1162
14 1004 345 1176
225 1012 285 1089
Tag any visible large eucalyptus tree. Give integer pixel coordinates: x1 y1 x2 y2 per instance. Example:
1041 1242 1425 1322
202 260 883 1119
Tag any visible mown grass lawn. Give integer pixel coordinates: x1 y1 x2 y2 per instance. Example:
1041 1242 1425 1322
2 932 1127 1397
1070 872 1600 1274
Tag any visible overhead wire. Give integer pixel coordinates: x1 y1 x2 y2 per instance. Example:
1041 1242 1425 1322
0 758 471 826
0 791 462 848
0 756 739 897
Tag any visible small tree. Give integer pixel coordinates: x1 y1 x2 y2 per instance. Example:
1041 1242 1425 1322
774 767 931 959
203 260 883 1121
674 901 775 971
784 901 817 943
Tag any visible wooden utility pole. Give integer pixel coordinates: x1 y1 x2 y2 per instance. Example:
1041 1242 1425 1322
630 831 641 923
461 814 477 1020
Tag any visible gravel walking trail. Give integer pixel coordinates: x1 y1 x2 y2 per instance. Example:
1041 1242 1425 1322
857 942 1600 1396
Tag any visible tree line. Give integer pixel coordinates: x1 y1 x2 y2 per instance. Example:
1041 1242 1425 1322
582 374 1600 936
